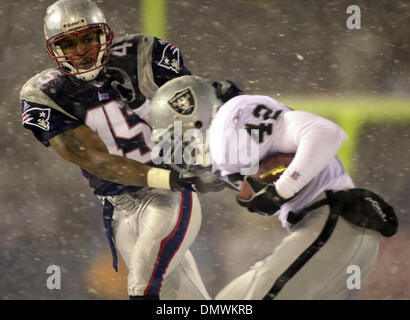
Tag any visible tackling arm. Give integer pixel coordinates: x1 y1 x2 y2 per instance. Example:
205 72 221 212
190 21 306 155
49 125 220 191
50 125 153 187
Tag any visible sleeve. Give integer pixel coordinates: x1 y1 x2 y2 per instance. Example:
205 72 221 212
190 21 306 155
21 99 82 147
273 110 347 199
210 95 292 177
151 37 192 87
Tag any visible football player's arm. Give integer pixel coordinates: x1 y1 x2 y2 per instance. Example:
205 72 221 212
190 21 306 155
273 111 347 199
49 125 176 189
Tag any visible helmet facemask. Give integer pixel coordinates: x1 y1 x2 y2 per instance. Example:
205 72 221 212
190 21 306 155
46 23 113 81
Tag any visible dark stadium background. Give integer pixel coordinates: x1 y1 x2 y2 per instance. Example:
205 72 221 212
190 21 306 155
0 0 408 299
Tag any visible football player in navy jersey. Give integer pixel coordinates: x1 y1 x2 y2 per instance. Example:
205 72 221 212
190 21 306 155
20 0 218 300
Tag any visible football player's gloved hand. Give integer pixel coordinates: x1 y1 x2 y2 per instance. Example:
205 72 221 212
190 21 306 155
236 176 287 216
170 170 226 193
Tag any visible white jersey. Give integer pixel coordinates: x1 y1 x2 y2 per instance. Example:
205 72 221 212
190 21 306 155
208 95 354 229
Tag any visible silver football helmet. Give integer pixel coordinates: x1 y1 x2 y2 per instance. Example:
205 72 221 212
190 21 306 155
44 0 114 81
150 76 223 167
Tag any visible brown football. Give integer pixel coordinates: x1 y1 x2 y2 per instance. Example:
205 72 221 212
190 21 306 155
238 153 295 200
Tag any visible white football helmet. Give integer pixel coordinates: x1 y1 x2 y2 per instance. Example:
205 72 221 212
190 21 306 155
150 76 223 167
44 0 114 81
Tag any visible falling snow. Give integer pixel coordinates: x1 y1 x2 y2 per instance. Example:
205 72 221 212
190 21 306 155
0 0 408 300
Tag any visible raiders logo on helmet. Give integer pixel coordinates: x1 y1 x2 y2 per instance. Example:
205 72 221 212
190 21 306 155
167 88 195 116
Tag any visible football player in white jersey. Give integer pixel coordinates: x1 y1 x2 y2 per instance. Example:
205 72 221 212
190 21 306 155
20 0 222 300
148 76 398 299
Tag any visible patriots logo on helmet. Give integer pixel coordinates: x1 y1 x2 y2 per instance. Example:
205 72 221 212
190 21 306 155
22 105 51 131
158 43 181 73
168 88 195 116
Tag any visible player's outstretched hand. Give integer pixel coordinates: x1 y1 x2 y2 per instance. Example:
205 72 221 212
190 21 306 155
236 176 286 215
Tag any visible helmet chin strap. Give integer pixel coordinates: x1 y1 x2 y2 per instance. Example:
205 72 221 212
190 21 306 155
76 67 103 81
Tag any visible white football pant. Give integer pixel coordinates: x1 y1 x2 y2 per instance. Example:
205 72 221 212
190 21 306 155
109 188 211 299
215 192 380 300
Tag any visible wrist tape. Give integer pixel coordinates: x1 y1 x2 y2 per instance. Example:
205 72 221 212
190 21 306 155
147 168 171 189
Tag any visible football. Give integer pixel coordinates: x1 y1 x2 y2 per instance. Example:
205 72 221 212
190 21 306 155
238 153 295 200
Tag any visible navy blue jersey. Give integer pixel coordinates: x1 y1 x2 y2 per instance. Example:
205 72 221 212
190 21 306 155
21 34 191 195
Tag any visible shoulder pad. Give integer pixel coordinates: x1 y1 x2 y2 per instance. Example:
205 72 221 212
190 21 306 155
20 69 61 97
20 69 79 121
